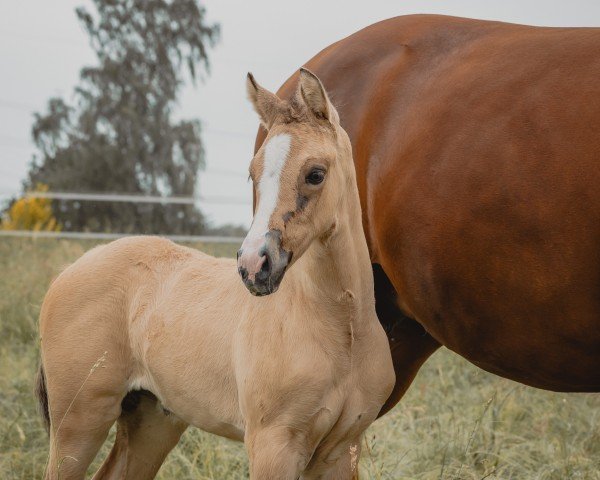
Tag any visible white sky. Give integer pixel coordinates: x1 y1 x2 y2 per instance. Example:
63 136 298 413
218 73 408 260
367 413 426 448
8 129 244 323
1 1 599 228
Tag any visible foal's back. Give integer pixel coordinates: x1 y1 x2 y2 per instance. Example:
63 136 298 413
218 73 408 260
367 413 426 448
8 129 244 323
40 235 242 372
41 236 218 332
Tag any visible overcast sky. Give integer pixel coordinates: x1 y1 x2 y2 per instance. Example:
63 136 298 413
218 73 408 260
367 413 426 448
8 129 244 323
1 1 599 228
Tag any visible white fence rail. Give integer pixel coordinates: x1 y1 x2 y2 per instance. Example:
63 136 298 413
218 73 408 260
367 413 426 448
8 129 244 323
0 229 244 244
0 191 250 205
0 190 249 244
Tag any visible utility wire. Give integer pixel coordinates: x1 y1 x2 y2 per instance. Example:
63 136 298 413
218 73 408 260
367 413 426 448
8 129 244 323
0 162 248 179
0 99 37 112
0 29 290 69
0 99 256 142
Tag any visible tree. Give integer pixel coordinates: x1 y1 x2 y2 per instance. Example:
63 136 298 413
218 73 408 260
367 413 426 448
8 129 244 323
26 0 219 234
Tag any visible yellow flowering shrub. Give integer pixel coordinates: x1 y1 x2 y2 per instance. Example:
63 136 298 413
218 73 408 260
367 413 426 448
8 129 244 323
1 184 61 231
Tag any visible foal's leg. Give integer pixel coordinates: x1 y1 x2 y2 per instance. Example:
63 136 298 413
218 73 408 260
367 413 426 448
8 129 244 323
92 390 187 480
301 435 363 480
44 387 123 479
317 439 362 480
43 354 126 480
245 426 309 480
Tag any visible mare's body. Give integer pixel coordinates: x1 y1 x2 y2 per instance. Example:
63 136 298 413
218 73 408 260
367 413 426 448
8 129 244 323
264 15 600 411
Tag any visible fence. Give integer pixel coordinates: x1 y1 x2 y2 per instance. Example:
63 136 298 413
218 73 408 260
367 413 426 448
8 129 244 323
0 229 244 244
13 191 249 205
0 190 250 244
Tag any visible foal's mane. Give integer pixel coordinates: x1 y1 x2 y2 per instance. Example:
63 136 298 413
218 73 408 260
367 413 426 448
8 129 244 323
274 92 336 135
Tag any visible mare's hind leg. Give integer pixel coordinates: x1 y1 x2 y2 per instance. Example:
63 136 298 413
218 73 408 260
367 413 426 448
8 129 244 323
372 264 440 416
92 390 187 480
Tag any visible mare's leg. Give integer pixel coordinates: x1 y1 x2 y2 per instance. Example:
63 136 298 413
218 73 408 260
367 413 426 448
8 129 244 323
246 426 309 480
92 390 187 480
373 264 440 416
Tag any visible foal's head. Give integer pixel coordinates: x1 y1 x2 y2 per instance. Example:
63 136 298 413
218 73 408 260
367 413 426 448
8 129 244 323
237 68 354 296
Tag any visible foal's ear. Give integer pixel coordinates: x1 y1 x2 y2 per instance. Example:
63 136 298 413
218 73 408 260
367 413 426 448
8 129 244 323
246 73 283 130
298 68 338 123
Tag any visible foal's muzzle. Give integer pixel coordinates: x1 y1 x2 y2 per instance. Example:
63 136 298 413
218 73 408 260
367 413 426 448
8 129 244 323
237 230 291 296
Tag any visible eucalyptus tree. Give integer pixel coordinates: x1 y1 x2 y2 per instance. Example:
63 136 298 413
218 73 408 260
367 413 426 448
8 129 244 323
27 0 219 234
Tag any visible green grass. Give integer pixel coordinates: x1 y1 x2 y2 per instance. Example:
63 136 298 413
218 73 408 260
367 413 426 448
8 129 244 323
0 237 598 479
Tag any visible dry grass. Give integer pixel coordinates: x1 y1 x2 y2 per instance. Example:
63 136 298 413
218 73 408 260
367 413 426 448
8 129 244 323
0 237 598 479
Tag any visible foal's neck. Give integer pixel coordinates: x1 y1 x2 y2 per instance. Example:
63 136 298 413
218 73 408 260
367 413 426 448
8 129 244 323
287 170 375 330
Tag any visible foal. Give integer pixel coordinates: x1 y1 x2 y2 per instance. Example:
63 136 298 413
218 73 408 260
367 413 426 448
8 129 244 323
37 69 395 479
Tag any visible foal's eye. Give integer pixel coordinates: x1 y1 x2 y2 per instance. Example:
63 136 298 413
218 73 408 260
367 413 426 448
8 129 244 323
306 169 325 185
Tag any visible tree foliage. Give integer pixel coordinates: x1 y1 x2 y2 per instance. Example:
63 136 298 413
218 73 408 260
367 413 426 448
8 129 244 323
27 0 219 234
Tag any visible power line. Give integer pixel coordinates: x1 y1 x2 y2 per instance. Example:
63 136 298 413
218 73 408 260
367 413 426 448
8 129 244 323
0 162 248 179
0 164 27 174
0 229 244 244
0 30 291 69
0 100 256 144
204 128 254 139
0 125 254 144
0 143 31 150
205 167 248 178
0 134 32 148
0 30 91 49
0 99 37 112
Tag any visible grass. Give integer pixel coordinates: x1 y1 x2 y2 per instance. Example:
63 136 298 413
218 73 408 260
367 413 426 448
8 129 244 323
0 237 598 479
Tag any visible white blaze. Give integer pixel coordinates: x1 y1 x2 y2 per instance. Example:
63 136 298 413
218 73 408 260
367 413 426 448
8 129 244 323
244 133 291 245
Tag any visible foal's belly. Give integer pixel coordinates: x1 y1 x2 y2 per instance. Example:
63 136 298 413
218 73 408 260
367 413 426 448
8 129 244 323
130 354 246 441
127 293 247 440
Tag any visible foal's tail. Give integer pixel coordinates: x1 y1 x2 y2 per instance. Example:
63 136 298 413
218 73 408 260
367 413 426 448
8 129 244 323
35 361 50 434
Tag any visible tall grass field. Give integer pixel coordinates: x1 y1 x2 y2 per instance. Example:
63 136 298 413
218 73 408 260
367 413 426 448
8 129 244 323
0 237 598 479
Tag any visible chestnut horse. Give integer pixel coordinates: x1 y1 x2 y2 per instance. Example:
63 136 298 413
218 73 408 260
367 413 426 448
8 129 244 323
259 15 600 413
36 70 394 479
